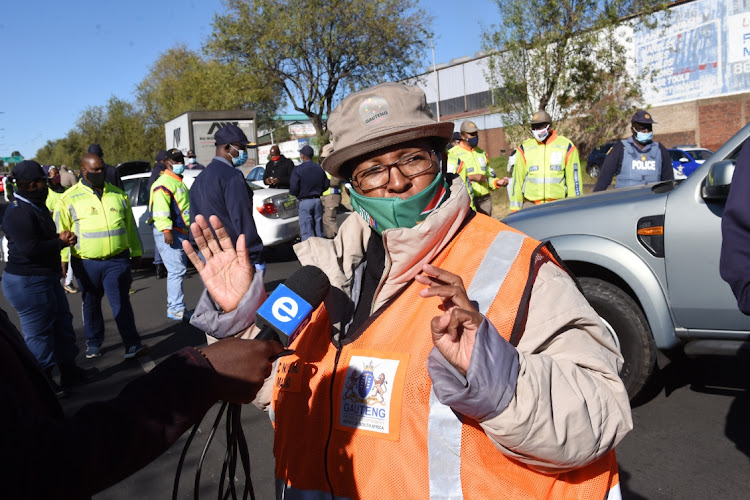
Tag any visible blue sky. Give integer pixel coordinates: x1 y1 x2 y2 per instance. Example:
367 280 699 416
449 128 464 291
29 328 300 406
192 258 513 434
0 0 499 159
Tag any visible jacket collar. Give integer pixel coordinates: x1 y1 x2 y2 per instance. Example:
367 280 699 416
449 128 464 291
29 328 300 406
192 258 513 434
294 175 471 316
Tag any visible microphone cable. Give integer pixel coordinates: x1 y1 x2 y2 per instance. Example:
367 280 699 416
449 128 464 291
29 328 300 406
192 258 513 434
172 402 256 500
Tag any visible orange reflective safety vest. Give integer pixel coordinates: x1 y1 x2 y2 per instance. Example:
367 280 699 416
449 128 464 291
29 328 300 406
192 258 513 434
271 215 619 499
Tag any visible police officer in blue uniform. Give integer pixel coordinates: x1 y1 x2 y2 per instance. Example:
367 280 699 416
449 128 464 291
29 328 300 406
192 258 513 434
593 110 673 191
1 161 94 397
188 124 265 271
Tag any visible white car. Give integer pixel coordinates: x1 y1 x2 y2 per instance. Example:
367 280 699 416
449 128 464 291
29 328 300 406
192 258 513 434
122 169 300 259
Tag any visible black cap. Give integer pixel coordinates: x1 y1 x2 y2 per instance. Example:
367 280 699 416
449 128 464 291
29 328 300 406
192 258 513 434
299 145 314 158
214 124 250 146
452 131 461 141
155 150 167 162
88 143 104 157
12 160 46 182
631 109 656 124
187 149 196 158
166 148 185 162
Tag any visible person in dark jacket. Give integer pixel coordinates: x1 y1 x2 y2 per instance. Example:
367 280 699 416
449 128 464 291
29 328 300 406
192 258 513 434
264 145 295 188
720 140 750 314
189 124 265 270
88 143 124 190
1 161 90 396
290 145 329 240
593 110 673 191
0 300 282 499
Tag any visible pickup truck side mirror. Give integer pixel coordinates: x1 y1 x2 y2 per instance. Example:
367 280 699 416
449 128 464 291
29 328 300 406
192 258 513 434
702 160 735 201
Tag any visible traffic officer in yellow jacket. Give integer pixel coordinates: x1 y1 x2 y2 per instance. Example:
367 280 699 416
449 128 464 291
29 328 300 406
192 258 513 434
150 149 192 321
55 153 148 360
447 120 507 216
510 110 582 211
188 83 631 499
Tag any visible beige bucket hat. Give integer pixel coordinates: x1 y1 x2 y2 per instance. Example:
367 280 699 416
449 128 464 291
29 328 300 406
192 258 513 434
322 82 454 179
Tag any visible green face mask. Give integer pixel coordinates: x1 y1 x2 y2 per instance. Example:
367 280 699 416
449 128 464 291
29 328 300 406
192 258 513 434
349 174 449 235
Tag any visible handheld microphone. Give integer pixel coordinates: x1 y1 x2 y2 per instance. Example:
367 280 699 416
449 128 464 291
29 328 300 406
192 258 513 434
254 265 331 345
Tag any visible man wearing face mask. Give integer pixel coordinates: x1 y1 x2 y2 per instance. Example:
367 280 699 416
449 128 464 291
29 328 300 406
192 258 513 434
189 124 265 272
186 150 205 170
188 82 631 499
510 111 582 211
264 145 295 188
2 161 92 397
593 110 673 191
88 143 124 190
54 154 148 360
150 149 192 321
447 121 507 216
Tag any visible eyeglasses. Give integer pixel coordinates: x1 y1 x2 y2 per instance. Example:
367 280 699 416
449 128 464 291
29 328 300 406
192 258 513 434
350 150 436 192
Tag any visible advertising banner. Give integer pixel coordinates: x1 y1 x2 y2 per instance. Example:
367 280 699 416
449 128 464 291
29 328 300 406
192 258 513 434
636 0 750 105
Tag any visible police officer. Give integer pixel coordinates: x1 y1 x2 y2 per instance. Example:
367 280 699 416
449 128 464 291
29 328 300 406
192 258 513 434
594 110 673 191
189 124 265 271
186 150 205 170
2 161 92 396
447 120 507 216
55 153 148 360
290 145 329 240
319 143 341 239
510 110 582 211
150 149 191 321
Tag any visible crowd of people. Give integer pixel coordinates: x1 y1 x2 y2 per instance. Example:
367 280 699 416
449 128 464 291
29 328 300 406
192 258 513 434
2 83 689 498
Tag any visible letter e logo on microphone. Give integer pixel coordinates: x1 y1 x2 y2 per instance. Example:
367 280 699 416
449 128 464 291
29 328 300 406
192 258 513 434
256 284 314 338
272 297 298 323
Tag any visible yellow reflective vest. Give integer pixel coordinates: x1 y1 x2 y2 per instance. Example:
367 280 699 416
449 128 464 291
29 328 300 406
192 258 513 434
510 131 581 211
322 172 341 196
46 188 63 215
54 181 142 262
447 145 502 207
149 170 190 234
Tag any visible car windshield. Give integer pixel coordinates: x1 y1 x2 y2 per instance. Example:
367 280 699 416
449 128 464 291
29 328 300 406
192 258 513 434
690 149 713 161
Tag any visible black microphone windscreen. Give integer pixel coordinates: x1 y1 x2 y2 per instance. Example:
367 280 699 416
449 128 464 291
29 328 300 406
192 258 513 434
283 265 331 309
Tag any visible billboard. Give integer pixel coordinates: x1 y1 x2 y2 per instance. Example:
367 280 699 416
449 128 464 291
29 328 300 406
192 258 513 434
636 0 750 105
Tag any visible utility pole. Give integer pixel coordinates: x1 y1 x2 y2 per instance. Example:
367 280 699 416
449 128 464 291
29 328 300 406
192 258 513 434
429 40 441 121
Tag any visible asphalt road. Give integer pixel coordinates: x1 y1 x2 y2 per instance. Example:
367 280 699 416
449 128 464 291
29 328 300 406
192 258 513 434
1 224 749 498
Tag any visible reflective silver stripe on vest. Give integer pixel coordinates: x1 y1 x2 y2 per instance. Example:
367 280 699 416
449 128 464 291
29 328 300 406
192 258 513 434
275 478 352 500
68 204 81 251
81 228 127 239
152 210 171 217
427 230 525 499
525 176 565 184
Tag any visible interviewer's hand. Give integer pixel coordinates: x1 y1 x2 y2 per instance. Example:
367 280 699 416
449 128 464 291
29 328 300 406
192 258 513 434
201 337 284 404
416 263 483 376
182 215 253 313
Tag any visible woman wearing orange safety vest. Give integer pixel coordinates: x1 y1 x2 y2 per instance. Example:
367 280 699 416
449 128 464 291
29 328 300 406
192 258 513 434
190 83 632 500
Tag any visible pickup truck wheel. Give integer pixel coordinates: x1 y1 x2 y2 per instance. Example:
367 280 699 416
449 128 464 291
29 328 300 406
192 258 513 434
579 277 657 399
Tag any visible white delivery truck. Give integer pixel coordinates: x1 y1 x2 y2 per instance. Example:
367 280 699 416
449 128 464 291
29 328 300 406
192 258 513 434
164 110 259 169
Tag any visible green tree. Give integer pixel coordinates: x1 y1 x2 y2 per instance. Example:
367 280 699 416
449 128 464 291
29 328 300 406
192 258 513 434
135 44 283 131
483 0 668 155
36 97 162 167
206 0 432 137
